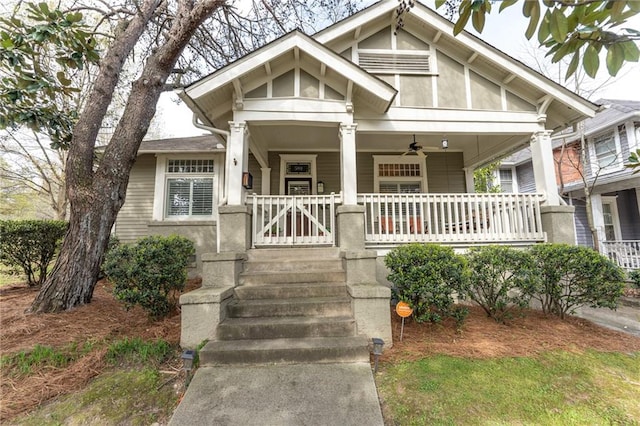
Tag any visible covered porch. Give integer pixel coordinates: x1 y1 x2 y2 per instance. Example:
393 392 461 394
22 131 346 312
249 192 546 248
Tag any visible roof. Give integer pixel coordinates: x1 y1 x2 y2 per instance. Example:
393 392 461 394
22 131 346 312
584 99 640 135
137 135 225 154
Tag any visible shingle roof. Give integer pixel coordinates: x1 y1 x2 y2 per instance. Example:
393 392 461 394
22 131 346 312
137 135 224 153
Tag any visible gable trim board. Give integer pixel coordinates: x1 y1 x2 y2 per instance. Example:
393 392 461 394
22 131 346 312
180 30 397 114
315 0 597 124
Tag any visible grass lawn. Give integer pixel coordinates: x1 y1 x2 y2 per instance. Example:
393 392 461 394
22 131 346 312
376 350 640 425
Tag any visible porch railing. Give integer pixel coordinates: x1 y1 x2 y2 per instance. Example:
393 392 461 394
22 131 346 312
359 193 546 245
249 193 339 247
602 240 640 271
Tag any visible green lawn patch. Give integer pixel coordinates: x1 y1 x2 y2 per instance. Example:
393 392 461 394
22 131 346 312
14 368 180 426
376 350 640 425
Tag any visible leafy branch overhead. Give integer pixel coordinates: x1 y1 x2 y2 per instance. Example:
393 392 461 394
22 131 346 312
0 2 100 148
436 0 640 79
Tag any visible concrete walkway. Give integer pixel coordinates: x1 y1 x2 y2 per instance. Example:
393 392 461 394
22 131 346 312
575 298 640 337
168 362 384 426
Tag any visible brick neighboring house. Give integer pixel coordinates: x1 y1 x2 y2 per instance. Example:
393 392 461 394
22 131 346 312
499 99 640 270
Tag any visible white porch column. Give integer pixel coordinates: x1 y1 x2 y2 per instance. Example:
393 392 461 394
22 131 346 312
226 121 248 205
261 167 271 195
340 123 358 205
530 129 560 205
590 193 606 245
464 167 475 193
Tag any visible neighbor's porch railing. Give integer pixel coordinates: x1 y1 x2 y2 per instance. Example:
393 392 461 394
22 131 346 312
602 240 640 271
249 193 340 247
360 193 546 245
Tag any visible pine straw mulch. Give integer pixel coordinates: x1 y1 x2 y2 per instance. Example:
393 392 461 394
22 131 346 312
1 280 639 421
381 304 640 364
0 278 201 422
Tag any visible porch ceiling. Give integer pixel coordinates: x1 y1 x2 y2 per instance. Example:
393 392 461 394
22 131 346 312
248 122 529 168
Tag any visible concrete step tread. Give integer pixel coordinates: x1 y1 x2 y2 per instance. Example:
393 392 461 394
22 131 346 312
203 335 369 352
230 296 351 306
240 269 345 276
237 281 347 288
220 316 355 326
247 248 341 260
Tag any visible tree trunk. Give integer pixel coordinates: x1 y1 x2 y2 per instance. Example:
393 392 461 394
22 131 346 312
30 0 225 314
30 191 118 311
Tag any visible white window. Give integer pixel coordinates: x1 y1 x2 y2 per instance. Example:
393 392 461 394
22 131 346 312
153 156 219 221
497 168 516 193
592 131 621 173
373 156 428 193
601 196 621 241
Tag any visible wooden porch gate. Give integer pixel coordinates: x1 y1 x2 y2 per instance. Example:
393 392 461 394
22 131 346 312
249 194 339 247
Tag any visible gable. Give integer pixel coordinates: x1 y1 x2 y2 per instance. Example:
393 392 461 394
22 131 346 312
315 0 597 130
179 30 397 129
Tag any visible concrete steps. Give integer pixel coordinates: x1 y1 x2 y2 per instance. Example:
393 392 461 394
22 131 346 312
200 336 370 365
234 282 348 300
218 316 357 340
227 296 352 318
202 248 368 366
239 270 346 285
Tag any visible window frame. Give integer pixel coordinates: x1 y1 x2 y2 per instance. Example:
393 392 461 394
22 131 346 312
496 166 518 193
373 155 428 193
601 196 622 241
152 154 220 221
590 129 622 175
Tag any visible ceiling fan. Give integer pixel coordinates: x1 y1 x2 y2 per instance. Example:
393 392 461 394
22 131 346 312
402 135 427 158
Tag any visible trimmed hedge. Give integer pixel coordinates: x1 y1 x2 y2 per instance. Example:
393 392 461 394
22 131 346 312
103 235 195 320
0 220 67 286
465 245 536 323
529 244 625 319
385 243 468 323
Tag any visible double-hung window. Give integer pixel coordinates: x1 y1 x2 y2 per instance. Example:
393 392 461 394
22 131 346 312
593 131 620 172
165 159 214 218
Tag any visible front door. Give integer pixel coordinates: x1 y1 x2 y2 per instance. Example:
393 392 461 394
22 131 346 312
285 178 312 195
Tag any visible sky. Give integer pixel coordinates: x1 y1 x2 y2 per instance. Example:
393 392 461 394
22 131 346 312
155 0 640 138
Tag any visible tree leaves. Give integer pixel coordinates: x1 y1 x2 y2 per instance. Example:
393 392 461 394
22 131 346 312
435 0 640 79
0 3 99 148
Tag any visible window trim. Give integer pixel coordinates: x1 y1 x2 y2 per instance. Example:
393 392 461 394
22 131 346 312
590 129 622 175
373 155 428 193
496 166 518 193
601 196 622 241
279 154 317 195
153 154 220 221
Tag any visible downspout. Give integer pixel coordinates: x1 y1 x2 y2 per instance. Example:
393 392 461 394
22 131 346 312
177 89 230 253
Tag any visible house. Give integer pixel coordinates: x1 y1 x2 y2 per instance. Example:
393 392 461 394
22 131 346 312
113 0 598 351
555 99 640 269
497 99 640 270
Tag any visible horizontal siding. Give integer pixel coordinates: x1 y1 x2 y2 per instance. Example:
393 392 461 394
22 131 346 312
516 162 535 193
426 152 465 193
317 152 341 194
612 189 640 240
247 154 263 194
570 198 593 248
115 154 155 242
265 151 465 195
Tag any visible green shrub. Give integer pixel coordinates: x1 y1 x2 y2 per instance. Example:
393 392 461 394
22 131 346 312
465 245 537 322
529 244 626 319
629 270 640 289
98 234 120 279
0 220 67 286
385 243 468 323
103 235 195 319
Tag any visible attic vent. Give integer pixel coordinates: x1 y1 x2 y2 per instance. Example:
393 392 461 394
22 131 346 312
359 50 431 75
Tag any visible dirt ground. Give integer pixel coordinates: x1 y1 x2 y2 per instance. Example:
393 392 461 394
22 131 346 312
1 281 639 421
